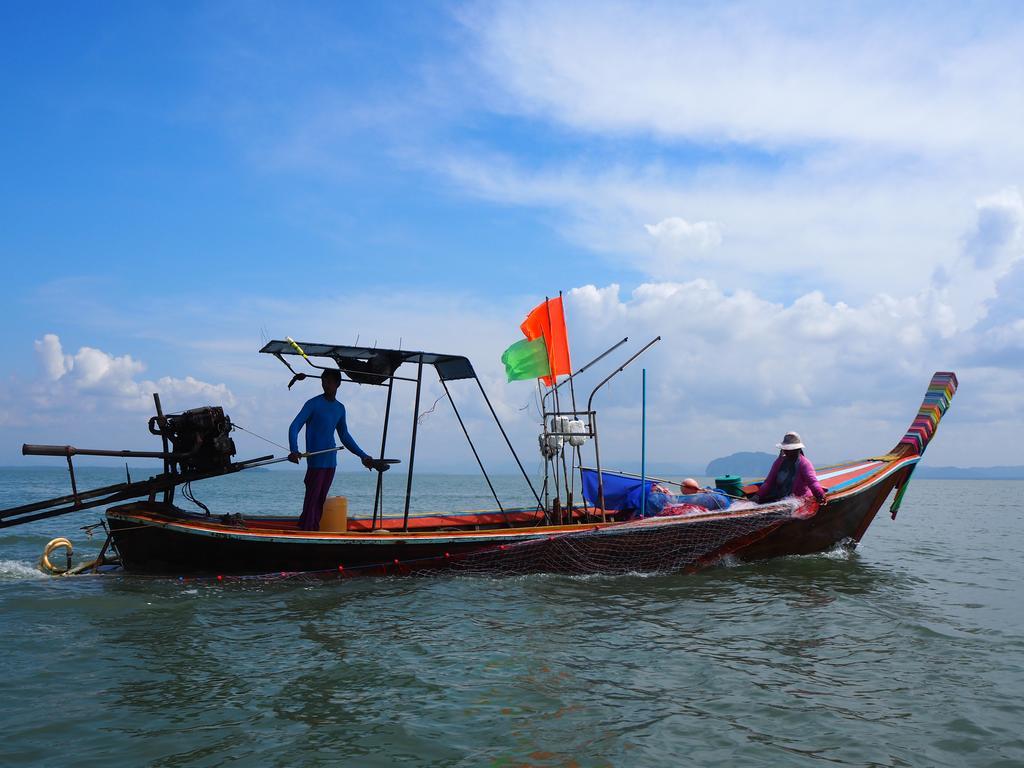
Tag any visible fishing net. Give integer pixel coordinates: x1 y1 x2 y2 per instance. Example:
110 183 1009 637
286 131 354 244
415 498 817 577
164 498 818 584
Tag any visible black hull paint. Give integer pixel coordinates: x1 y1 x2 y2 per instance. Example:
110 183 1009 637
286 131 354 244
108 511 503 575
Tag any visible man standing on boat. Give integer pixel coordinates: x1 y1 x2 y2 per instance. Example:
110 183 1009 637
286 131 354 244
288 368 385 531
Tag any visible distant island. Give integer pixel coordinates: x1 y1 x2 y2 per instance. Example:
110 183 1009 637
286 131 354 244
705 452 776 478
706 451 1024 480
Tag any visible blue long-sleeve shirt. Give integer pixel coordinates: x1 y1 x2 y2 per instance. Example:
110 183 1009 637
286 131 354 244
288 395 371 469
677 490 731 511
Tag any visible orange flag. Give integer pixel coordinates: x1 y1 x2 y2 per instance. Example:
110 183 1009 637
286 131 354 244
520 297 572 386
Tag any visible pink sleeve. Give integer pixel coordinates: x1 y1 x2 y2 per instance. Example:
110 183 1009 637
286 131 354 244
800 456 826 501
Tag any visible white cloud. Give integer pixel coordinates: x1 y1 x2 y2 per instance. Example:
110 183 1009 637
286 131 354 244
981 320 1024 353
928 188 1024 330
645 216 722 261
30 335 235 414
564 279 999 467
426 3 1024 303
465 1 1024 154
645 218 721 249
437 150 1009 300
68 346 145 392
34 334 72 381
962 188 1024 270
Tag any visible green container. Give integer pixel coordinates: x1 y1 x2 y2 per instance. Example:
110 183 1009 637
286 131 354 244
715 475 745 499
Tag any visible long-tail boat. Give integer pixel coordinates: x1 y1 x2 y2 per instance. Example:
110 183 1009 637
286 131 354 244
0 337 957 578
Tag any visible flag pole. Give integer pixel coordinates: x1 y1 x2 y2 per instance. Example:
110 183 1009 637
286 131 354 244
537 378 551 519
560 289 581 518
544 296 566 522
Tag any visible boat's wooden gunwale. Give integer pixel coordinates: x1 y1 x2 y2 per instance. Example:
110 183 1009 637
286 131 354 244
107 506 611 546
818 455 918 499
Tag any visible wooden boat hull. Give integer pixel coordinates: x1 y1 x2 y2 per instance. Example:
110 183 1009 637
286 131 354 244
105 457 914 576
107 504 581 575
731 463 912 562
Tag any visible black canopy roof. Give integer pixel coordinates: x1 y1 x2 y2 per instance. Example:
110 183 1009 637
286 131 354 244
259 340 477 383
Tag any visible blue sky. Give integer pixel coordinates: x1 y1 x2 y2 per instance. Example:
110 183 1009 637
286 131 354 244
2 3 593 301
2 1 1022 472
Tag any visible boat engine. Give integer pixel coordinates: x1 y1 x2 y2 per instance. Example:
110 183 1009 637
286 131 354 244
149 406 236 473
5 400 257 530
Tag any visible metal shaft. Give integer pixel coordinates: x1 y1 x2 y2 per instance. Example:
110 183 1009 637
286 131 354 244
586 336 661 415
372 376 395 528
23 445 176 460
402 358 424 531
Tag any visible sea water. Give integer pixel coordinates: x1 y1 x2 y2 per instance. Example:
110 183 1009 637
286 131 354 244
1 468 1022 767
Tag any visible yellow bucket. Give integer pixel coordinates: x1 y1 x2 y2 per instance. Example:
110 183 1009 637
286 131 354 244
320 496 348 532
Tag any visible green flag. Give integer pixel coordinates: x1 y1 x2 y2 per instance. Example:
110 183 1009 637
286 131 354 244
501 337 551 382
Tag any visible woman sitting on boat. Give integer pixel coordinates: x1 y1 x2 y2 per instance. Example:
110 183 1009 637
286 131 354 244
751 432 827 505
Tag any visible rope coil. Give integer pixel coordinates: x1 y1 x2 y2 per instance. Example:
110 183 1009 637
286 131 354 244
40 537 73 574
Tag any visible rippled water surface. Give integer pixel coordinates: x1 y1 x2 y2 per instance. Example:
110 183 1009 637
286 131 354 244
2 469 1022 767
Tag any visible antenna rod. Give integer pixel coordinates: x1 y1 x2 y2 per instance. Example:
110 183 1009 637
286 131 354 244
542 337 628 409
586 337 661 415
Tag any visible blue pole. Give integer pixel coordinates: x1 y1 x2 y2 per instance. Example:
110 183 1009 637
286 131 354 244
641 367 647 518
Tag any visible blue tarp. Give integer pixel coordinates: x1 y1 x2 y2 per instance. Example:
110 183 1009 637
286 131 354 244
581 468 666 515
581 469 732 516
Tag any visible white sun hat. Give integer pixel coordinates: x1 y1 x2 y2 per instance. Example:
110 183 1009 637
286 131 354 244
776 432 805 450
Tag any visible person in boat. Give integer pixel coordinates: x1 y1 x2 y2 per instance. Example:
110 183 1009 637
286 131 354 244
751 431 827 505
287 368 387 531
646 478 731 516
675 478 731 510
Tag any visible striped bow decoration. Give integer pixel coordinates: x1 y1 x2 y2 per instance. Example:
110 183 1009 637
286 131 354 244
894 372 958 456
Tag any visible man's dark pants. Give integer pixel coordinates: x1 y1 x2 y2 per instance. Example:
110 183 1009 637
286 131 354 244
298 467 336 531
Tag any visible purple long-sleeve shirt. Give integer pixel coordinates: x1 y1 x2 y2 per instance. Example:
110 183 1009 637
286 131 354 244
757 454 826 503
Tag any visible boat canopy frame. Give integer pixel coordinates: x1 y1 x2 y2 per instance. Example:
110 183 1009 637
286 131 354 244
260 339 542 530
260 339 479 386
